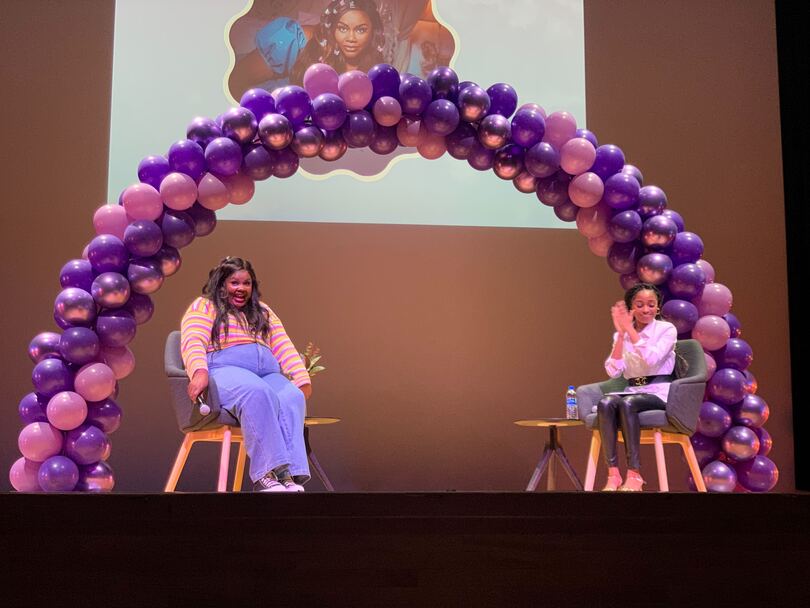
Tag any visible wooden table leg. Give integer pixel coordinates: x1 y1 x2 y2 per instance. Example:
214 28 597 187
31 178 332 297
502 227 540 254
526 446 553 492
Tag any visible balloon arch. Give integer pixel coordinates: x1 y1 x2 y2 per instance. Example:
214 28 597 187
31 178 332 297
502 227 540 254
11 63 778 493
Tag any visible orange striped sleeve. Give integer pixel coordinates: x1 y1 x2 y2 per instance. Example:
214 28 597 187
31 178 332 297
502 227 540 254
180 297 215 379
263 305 310 388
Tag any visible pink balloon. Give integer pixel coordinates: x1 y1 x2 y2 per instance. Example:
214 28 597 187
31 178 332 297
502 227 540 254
588 233 614 257
101 345 136 380
576 202 610 238
568 172 604 208
197 173 230 210
221 172 255 205
396 117 424 147
160 172 197 210
560 138 596 175
693 315 731 351
705 352 717 378
93 205 129 239
74 362 116 402
373 96 402 127
9 457 42 492
303 63 340 97
696 283 733 316
696 259 716 283
518 103 546 119
338 70 373 111
46 391 88 431
417 133 446 160
543 111 577 149
18 422 63 461
121 183 163 221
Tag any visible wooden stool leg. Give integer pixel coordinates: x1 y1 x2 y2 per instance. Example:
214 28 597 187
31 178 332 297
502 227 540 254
232 439 247 492
526 447 553 492
653 430 669 492
217 427 232 492
584 432 601 491
680 436 708 492
305 427 335 492
554 444 584 491
165 434 196 492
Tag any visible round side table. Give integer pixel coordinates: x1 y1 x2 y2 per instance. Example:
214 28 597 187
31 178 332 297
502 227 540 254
514 418 584 491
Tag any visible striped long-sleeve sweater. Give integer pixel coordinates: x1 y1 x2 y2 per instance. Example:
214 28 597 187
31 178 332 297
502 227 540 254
180 296 311 388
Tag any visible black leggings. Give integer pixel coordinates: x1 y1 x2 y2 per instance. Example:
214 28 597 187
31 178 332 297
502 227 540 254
597 393 666 470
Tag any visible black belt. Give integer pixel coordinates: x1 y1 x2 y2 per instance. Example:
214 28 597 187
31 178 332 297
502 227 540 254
627 375 672 387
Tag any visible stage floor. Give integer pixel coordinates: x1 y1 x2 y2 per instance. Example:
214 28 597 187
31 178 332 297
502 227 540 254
2 492 808 606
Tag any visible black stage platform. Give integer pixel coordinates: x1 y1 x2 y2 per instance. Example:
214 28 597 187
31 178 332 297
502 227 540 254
2 492 809 606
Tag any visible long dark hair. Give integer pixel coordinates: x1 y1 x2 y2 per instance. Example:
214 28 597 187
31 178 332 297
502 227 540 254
290 0 384 84
201 257 271 350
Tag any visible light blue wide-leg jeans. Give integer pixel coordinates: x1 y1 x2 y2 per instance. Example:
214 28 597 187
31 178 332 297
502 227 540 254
207 343 310 484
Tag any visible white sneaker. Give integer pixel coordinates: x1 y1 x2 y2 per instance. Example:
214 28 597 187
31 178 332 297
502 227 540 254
279 475 305 492
254 474 286 492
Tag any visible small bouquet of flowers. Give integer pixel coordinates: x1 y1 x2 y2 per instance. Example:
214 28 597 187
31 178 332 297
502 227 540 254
300 342 325 378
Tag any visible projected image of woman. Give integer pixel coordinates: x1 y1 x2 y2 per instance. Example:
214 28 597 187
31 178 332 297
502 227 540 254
596 283 677 492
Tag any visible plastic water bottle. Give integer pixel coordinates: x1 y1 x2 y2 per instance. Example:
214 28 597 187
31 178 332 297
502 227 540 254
566 386 579 420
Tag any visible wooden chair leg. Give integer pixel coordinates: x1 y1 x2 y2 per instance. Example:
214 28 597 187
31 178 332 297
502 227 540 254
217 427 232 493
165 434 195 492
584 432 601 492
232 440 247 492
680 436 708 492
653 430 669 492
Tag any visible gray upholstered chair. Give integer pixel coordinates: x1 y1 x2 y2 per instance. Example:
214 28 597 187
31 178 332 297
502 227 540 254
577 338 708 492
163 330 338 492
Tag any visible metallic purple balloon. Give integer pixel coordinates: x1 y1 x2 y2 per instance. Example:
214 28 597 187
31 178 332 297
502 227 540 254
458 80 477 92
87 235 128 274
637 185 668 218
54 287 97 327
668 263 706 299
525 142 560 179
29 332 62 363
86 398 123 434
708 368 746 406
608 210 642 243
125 293 154 325
620 163 643 185
743 370 758 395
754 427 772 456
186 203 217 237
423 99 460 136
636 253 673 285
510 108 546 148
603 173 640 210
270 148 299 178
690 433 720 468
38 455 79 492
242 144 275 180
697 401 732 438
186 117 222 149
735 455 778 492
398 77 432 116
311 93 348 131
370 125 399 155
59 327 100 366
123 220 163 258
427 66 459 100
220 107 258 144
576 128 599 148
666 231 704 266
342 110 375 148
137 155 170 190
478 114 511 149
65 424 110 465
168 139 206 181
661 299 699 333
702 460 737 493
204 137 242 176
160 209 195 249
493 144 524 180
95 309 137 348
456 85 490 123
127 258 164 295
535 172 571 207
553 200 579 223
319 130 348 161
642 215 678 249
19 392 48 424
368 63 400 104
258 113 293 150
291 126 325 157
467 141 496 171
724 312 742 338
76 460 115 492
485 83 518 118
722 425 760 462
513 171 538 194
154 245 181 277
661 209 684 231
32 358 74 398
275 86 312 127
714 338 753 372
60 259 95 292
733 394 769 428
90 272 130 308
445 123 477 159
240 88 276 122
607 241 644 274
619 272 640 290
590 144 625 180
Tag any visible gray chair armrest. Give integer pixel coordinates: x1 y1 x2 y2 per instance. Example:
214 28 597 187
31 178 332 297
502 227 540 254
576 377 626 419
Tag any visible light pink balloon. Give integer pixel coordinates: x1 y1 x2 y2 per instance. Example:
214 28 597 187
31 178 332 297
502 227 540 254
568 172 604 208
696 259 716 283
18 422 63 462
560 138 596 175
705 352 718 377
588 233 614 257
197 173 230 210
696 283 733 317
338 70 373 111
46 391 88 431
121 183 163 221
9 457 42 492
576 202 610 238
518 103 546 119
417 133 446 160
102 345 136 380
221 172 255 205
693 315 731 351
303 63 340 97
543 111 577 149
397 117 424 147
160 172 197 210
74 362 116 402
373 96 402 127
93 205 129 239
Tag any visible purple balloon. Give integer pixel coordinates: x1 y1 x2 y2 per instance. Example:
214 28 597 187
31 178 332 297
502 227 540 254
28 332 62 363
220 107 258 144
619 272 640 290
204 137 242 177
535 172 571 207
525 142 561 179
445 123 477 160
342 110 375 148
86 398 123 434
186 117 222 149
493 144 525 180
65 424 110 466
319 130 348 161
735 455 778 492
160 209 195 249
242 144 275 180
620 164 643 185
636 253 673 285
127 257 164 295
702 460 737 493
76 461 115 492
275 86 312 127
661 299 699 333
714 338 753 371
608 210 643 243
258 113 293 150
603 173 640 210
553 200 579 223
697 401 732 438
186 203 217 237
424 99 460 136
59 327 100 366
638 186 668 218
666 231 704 266
60 259 95 292
466 141 496 171
125 292 154 325
724 312 742 338
91 272 131 309
485 83 518 118
311 93 348 131
427 66 459 100
123 220 163 258
32 358 74 398
137 155 170 190
456 85 490 123
510 107 546 148
369 125 399 155
38 456 79 492
368 63 400 104
733 394 769 428
690 433 720 468
95 309 136 348
641 215 678 249
478 114 511 149
708 368 746 405
167 139 206 181
399 77 432 116
607 241 644 274
291 125 325 157
87 235 128 274
240 88 276 122
270 148 299 178
754 427 772 456
668 263 706 299
575 128 599 148
513 171 538 194
19 392 48 424
54 287 96 327
590 144 625 180
154 245 181 277
661 208 684 232
722 425 760 462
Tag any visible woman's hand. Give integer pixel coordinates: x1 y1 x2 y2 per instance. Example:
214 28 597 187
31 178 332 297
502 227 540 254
611 301 633 333
187 369 209 401
300 383 312 400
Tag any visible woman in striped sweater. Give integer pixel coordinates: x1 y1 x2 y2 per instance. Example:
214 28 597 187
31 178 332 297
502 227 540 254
181 256 311 492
